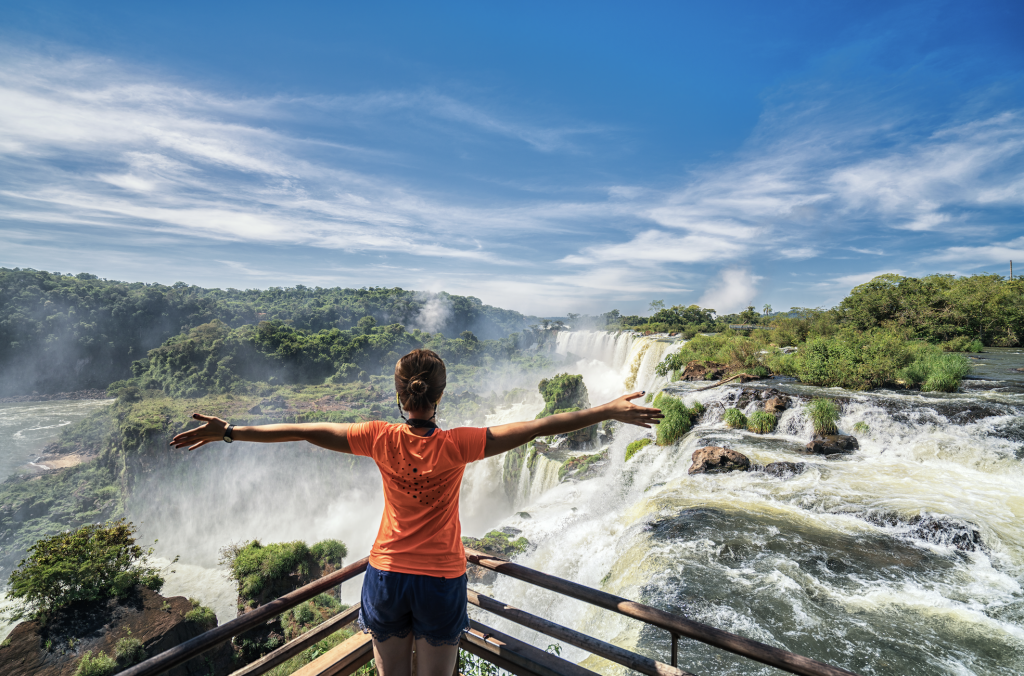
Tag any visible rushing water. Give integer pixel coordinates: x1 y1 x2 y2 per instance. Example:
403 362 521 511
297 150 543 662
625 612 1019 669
1 338 1022 674
0 398 113 483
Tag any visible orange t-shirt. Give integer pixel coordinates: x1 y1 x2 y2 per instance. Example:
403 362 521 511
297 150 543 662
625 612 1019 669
347 421 487 577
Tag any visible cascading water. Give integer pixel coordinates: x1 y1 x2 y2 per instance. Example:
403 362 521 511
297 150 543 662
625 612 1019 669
475 347 1024 676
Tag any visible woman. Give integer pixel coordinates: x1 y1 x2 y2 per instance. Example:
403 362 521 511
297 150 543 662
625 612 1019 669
171 348 662 676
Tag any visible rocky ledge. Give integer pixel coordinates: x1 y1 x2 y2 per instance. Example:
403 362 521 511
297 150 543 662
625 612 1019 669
0 587 232 676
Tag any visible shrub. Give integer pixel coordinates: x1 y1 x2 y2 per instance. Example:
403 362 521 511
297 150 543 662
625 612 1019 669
461 530 529 558
184 598 217 628
897 350 972 393
723 408 747 429
310 540 348 569
852 421 870 434
805 399 840 436
747 411 777 434
114 636 146 666
625 438 653 462
689 400 706 419
74 650 117 676
653 393 692 446
5 520 163 622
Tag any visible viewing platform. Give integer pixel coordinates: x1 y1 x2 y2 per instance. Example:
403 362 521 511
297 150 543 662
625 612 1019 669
121 548 861 676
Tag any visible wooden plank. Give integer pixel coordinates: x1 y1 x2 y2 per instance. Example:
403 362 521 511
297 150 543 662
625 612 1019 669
464 619 599 676
467 589 696 676
230 604 362 676
464 548 861 676
291 631 373 676
121 557 369 676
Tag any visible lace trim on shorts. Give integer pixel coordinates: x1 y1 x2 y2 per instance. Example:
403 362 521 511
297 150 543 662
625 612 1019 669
358 616 412 643
414 621 471 647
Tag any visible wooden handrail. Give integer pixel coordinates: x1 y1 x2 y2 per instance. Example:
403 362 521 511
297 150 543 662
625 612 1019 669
465 548 861 676
119 556 369 676
467 588 695 676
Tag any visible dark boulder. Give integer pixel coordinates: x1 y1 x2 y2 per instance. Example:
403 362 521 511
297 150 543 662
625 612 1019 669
805 434 859 455
760 461 807 478
688 447 751 474
861 511 984 552
679 360 727 381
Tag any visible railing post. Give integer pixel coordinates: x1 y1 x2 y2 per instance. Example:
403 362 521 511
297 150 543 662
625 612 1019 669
670 633 678 668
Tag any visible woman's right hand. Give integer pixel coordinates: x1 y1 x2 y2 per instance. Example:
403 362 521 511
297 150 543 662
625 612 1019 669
170 413 229 451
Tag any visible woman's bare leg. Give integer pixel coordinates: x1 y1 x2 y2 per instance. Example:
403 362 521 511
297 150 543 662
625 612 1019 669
413 638 459 676
372 633 414 676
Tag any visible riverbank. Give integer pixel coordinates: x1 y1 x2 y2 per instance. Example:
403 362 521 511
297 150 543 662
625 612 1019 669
0 389 109 404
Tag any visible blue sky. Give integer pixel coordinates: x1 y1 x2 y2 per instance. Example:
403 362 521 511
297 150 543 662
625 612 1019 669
1 1 1023 316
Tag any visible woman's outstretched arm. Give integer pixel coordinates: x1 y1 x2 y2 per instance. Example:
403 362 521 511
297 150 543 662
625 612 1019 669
169 414 352 453
483 391 662 457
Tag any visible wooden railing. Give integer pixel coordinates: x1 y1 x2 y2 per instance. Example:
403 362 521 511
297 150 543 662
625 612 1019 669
122 549 863 676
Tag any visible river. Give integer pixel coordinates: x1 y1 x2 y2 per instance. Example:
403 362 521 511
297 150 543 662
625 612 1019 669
0 335 1021 674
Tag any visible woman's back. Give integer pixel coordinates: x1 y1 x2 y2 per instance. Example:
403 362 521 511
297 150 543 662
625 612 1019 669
348 421 487 576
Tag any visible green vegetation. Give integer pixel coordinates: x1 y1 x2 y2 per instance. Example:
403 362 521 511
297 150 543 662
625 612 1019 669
536 373 589 417
279 593 345 641
226 539 346 608
114 635 146 666
655 326 975 392
184 598 217 628
625 438 653 462
747 411 778 434
0 267 535 396
74 650 117 676
838 273 1023 346
723 408 747 429
4 520 163 623
557 451 607 481
652 393 702 446
462 530 529 558
612 304 718 336
897 351 974 392
805 399 840 436
852 421 870 435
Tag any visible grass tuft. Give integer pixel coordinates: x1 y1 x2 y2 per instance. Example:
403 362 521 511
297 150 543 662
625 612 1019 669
723 408 747 429
625 438 653 462
747 411 778 434
852 421 870 434
805 398 840 436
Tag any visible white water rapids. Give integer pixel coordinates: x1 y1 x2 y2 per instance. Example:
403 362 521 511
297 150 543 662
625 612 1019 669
1 332 1022 674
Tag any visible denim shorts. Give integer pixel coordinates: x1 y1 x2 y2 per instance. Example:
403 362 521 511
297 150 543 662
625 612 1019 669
358 564 470 647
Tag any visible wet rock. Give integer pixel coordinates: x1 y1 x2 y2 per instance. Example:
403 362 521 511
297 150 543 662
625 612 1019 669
760 461 807 478
764 396 789 413
1016 367 1024 372
805 434 859 455
780 346 798 354
861 511 984 552
679 360 727 381
688 446 751 474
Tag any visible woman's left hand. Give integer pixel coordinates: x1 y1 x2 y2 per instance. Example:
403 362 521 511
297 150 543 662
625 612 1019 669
603 392 664 428
170 413 229 451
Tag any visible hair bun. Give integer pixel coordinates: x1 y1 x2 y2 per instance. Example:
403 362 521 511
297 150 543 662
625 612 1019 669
408 379 429 395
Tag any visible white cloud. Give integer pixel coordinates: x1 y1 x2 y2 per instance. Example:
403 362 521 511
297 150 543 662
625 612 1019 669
698 268 761 314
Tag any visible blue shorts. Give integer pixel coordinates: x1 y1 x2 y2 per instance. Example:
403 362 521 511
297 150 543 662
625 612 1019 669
357 564 470 647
